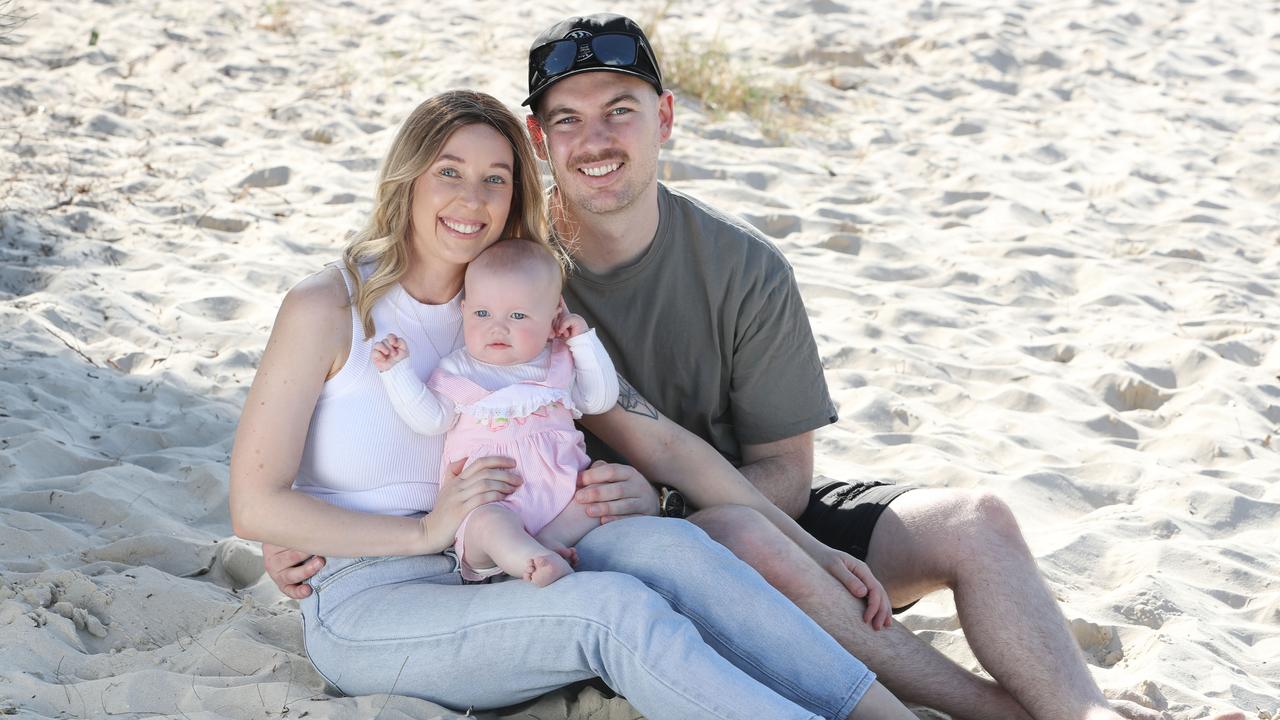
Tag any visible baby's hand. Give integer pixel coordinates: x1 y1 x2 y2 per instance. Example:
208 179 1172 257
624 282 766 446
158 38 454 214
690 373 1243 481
372 333 410 372
555 312 588 339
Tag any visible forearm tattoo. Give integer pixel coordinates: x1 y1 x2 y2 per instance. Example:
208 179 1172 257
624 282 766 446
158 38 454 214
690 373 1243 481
617 374 658 420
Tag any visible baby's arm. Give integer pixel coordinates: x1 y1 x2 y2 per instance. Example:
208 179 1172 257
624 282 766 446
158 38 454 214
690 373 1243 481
373 335 456 435
566 328 619 415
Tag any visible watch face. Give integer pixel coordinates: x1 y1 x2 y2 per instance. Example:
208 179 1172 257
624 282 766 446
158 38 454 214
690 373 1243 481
662 490 687 519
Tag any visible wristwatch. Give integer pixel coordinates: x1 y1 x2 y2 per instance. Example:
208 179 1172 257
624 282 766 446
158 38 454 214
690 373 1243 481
658 486 688 519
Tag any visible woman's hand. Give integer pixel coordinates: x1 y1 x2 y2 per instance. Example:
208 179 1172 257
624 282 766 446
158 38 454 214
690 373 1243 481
420 456 521 553
814 546 892 630
262 543 326 599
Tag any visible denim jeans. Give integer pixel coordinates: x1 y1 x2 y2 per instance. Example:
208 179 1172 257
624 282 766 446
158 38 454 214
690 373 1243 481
300 516 874 719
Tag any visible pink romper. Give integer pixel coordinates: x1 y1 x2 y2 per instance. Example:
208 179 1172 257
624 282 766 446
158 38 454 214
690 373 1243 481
427 340 590 580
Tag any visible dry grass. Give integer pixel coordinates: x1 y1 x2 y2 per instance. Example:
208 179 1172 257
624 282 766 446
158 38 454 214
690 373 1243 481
0 0 32 45
643 2 809 141
256 0 293 35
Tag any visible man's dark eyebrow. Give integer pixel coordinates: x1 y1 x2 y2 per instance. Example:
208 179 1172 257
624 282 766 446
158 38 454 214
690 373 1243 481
436 153 513 172
604 92 642 107
543 92 643 120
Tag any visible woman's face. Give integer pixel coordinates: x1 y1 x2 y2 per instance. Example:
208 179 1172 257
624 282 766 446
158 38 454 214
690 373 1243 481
408 123 516 269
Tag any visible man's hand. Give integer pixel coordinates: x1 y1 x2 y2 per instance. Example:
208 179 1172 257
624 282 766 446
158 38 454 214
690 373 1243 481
263 542 326 600
575 461 659 523
815 546 892 630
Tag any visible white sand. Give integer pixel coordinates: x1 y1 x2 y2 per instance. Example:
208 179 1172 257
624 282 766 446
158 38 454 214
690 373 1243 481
1 0 1276 717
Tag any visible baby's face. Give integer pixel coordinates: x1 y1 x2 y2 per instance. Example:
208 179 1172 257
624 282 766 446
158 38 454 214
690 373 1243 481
461 266 559 366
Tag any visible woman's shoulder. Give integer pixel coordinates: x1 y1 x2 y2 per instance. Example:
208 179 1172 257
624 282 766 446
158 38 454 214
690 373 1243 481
274 266 353 350
282 266 350 316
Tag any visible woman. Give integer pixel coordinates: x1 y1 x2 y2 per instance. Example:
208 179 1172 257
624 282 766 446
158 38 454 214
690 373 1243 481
229 90 914 719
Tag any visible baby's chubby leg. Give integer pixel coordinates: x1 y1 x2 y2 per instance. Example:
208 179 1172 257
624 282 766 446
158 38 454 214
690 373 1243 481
463 504 572 587
534 497 601 567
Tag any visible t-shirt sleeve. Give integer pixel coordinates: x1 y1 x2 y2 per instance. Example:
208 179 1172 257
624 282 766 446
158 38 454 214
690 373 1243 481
729 261 838 445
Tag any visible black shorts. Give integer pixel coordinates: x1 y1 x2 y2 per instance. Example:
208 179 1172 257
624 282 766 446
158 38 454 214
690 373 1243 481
797 479 916 563
798 479 918 613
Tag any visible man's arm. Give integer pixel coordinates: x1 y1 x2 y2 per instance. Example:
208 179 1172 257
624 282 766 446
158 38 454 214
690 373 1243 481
739 433 814 519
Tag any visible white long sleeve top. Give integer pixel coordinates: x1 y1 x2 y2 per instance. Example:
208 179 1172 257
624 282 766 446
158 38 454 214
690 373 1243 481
378 329 619 436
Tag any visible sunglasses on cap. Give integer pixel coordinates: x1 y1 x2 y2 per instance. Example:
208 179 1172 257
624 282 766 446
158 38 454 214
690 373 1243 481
530 33 656 83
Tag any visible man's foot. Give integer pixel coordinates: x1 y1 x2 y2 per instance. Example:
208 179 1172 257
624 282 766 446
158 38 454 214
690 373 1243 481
524 553 573 587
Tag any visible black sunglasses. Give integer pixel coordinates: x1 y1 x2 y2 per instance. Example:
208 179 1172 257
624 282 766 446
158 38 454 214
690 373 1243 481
531 33 649 80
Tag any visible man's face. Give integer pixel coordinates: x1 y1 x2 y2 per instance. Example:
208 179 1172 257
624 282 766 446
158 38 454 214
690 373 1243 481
528 72 673 218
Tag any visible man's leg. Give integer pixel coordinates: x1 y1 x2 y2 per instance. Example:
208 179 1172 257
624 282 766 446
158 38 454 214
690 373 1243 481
761 484 1242 720
690 503 1034 720
863 488 1102 718
862 488 1254 720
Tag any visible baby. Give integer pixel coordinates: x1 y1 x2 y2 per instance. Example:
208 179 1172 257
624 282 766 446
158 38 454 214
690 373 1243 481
372 239 617 586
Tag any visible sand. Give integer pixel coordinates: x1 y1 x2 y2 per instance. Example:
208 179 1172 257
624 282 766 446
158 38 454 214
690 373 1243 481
1 0 1277 717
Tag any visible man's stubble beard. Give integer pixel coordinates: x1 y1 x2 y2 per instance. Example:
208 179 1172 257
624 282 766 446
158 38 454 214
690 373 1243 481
556 149 657 218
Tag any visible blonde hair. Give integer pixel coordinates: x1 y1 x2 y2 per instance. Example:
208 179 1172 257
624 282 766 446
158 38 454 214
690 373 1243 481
342 90 563 339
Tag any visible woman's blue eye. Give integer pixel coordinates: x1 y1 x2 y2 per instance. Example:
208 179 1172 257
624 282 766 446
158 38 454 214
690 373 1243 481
510 312 527 320
485 175 506 184
440 167 459 177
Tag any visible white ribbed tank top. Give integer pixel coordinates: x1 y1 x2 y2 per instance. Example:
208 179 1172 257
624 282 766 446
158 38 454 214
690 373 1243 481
291 264 463 516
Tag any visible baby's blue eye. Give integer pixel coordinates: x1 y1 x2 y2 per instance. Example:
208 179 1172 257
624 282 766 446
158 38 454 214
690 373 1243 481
474 309 489 318
510 312 527 320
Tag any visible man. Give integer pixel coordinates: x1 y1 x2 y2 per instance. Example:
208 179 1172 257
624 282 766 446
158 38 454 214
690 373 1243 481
267 13 1242 720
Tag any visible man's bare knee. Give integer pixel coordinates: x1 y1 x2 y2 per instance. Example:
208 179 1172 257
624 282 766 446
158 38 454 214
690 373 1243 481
963 490 1027 550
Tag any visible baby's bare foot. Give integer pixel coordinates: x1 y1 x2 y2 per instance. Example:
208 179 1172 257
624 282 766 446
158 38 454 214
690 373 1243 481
553 546 578 568
524 553 573 587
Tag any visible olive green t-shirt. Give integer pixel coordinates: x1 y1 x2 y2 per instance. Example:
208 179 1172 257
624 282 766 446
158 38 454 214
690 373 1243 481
563 183 837 466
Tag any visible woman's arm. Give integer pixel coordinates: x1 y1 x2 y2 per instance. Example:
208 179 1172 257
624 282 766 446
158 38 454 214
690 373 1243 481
229 269 437 557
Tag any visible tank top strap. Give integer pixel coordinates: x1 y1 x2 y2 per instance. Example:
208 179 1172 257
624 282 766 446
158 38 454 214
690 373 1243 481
315 262 370 398
427 367 492 406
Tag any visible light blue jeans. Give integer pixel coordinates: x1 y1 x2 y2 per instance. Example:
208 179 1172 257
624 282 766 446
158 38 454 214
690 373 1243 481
300 516 874 719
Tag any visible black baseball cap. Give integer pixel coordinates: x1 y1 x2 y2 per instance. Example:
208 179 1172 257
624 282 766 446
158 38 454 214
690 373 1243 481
523 13 663 108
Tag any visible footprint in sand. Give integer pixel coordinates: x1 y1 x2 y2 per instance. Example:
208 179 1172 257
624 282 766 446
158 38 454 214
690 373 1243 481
1070 617 1124 667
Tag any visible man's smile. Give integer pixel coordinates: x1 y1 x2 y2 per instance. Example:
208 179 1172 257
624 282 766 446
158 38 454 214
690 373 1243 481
580 161 621 177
